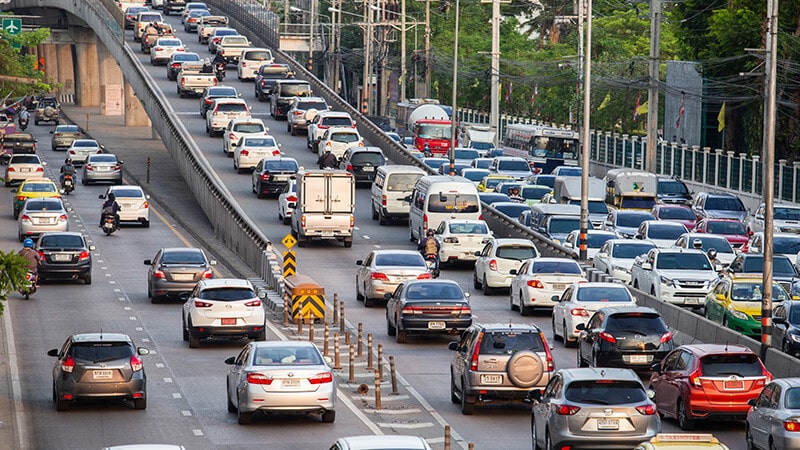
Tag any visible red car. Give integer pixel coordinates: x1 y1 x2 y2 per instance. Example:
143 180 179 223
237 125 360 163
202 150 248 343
651 204 698 230
695 218 751 250
649 344 771 430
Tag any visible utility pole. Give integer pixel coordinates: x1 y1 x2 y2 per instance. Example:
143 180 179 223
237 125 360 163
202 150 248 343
424 0 431 97
363 0 373 115
645 0 661 174
400 0 407 102
489 0 501 145
308 0 316 72
578 0 592 261
449 0 460 175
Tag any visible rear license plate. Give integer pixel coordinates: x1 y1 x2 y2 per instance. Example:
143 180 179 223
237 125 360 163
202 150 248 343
221 318 237 325
281 379 300 387
53 253 71 262
172 273 194 281
481 374 503 385
597 418 619 430
724 380 744 390
93 370 113 380
629 354 649 364
362 166 374 172
19 167 30 172
321 230 334 237
274 175 289 181
428 321 446 330
551 284 566 291
98 166 110 171
36 218 52 224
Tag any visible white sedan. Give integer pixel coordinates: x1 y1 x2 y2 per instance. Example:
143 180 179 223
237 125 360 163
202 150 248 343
634 220 689 248
562 229 617 260
233 135 281 173
434 219 492 265
67 139 104 165
4 154 45 186
509 257 586 316
318 128 363 159
277 180 296 225
592 239 657 283
100 185 151 227
551 282 637 347
150 38 185 65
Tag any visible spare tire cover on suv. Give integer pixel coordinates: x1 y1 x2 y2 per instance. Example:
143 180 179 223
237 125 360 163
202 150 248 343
304 109 318 121
506 351 544 388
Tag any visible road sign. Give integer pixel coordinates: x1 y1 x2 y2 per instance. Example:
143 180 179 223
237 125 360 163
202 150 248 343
283 251 297 277
282 233 297 249
2 18 22 36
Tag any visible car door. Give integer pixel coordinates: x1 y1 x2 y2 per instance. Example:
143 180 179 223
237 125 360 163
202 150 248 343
578 312 603 365
533 374 562 448
705 279 728 322
593 242 611 273
748 383 777 449
228 345 250 399
510 260 529 306
474 241 493 282
387 283 403 328
451 327 476 393
664 350 692 418
356 252 374 297
553 285 575 338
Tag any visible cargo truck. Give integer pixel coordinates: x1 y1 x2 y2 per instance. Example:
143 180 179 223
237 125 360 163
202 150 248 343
291 170 355 247
396 99 455 156
603 169 657 210
552 176 609 227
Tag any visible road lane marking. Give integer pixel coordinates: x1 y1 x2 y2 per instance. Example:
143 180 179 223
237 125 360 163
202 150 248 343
2 303 29 450
364 408 421 414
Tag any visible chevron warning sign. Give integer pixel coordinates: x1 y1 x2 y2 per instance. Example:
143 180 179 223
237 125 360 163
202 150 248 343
291 294 325 322
283 251 296 277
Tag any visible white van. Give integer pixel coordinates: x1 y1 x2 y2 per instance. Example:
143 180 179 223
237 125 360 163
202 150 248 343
371 165 427 225
408 175 482 242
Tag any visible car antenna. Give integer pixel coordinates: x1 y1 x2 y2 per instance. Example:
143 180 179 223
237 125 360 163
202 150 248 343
99 328 103 339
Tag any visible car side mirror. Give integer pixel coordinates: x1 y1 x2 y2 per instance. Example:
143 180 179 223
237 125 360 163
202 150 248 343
88 245 97 251
527 389 542 402
224 356 236 365
143 259 153 265
47 349 59 357
137 347 150 356
716 293 726 300
748 398 757 407
647 389 656 400
474 251 481 257
641 262 652 270
98 194 105 199
773 316 786 324
575 323 586 331
356 260 363 266
650 363 661 373
448 341 459 351
383 293 392 300
509 269 517 275
209 260 217 266
551 295 560 302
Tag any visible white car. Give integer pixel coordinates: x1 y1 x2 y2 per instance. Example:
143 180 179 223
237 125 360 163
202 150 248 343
355 250 430 307
223 118 267 156
307 111 356 151
634 220 688 248
206 98 251 137
592 239 656 283
551 282 637 346
182 278 266 348
277 180 296 225
67 139 104 165
4 154 45 186
100 185 151 227
149 37 185 65
473 238 540 295
630 248 718 307
748 203 800 234
318 128 363 159
509 257 586 316
234 135 281 173
562 229 616 260
434 219 492 265
237 47 273 80
672 232 736 267
746 232 800 261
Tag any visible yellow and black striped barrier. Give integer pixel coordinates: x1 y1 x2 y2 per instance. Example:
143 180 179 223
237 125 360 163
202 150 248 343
283 250 296 277
283 274 324 322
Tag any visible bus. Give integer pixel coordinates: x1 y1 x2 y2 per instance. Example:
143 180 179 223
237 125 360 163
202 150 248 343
501 124 580 174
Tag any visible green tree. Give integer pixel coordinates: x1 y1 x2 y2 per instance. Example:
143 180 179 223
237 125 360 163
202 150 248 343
0 21 55 98
0 250 31 314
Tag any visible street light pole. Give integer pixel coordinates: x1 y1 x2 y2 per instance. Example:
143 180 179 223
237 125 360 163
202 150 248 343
400 0 407 102
646 0 661 173
308 0 316 72
578 0 592 261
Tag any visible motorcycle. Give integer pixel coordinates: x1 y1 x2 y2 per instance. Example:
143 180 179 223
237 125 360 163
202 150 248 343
215 62 225 81
424 254 440 278
62 174 74 195
19 271 37 299
102 213 119 236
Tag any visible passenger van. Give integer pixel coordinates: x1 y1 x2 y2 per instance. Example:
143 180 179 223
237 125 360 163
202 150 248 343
528 203 591 243
408 175 482 242
371 165 427 225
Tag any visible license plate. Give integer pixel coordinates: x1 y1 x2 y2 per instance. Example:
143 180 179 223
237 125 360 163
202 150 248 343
683 297 700 304
172 273 194 281
362 166 374 172
551 284 566 291
93 370 113 380
98 166 110 171
53 253 71 262
36 217 52 224
274 175 289 181
221 318 236 325
19 167 30 172
480 374 503 385
281 378 300 387
597 418 619 430
724 380 744 390
428 321 446 330
629 354 649 364
321 230 334 237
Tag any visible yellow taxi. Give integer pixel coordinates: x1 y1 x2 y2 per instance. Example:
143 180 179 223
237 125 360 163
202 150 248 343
635 433 730 450
11 177 60 219
476 174 515 192
704 275 789 338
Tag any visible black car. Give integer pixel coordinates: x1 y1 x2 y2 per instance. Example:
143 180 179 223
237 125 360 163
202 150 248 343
199 86 239 118
36 232 94 284
251 156 299 198
167 52 201 81
576 305 674 371
385 279 472 343
340 146 386 186
774 300 800 358
478 192 511 205
726 253 799 295
657 176 693 205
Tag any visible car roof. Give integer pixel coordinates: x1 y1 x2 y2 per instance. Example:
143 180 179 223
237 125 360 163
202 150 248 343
370 249 423 256
558 367 642 382
679 343 755 356
198 278 253 289
334 435 432 450
161 247 204 253
596 305 658 316
317 111 352 117
109 185 144 192
474 323 542 332
293 96 326 103
576 282 627 289
71 332 133 343
490 238 536 246
250 340 318 349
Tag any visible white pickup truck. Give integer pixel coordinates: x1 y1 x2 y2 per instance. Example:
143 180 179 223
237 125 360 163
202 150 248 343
217 36 251 64
291 170 355 248
176 61 217 97
630 247 718 307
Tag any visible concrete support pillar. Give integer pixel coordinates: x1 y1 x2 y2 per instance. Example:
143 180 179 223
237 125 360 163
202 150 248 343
74 29 99 106
97 38 123 115
124 80 151 127
56 44 75 101
41 43 59 85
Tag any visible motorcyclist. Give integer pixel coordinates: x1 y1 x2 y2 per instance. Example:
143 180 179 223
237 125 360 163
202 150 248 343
200 57 214 74
213 51 226 67
707 248 723 272
317 148 338 169
60 158 76 187
417 228 441 259
145 21 158 36
17 107 30 128
508 186 524 202
423 143 431 157
18 238 40 284
99 193 121 228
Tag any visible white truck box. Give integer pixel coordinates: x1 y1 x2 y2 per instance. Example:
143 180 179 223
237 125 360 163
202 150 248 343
292 170 355 247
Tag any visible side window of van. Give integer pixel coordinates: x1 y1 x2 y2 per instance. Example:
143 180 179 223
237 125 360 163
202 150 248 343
414 190 425 209
374 172 384 188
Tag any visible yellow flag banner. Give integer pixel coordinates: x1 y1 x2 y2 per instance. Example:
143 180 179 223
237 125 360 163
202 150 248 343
636 101 649 115
717 102 726 132
598 92 611 111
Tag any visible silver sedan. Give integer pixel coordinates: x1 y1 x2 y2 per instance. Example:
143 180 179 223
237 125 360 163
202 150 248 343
225 341 336 425
355 249 430 307
18 197 69 242
82 154 123 185
746 377 800 450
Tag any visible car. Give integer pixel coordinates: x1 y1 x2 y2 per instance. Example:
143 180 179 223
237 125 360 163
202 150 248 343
449 322 555 415
81 153 123 185
746 377 800 450
630 248 718 307
649 344 772 430
470 157 494 169
460 168 491 184
673 233 736 267
651 204 698 230
285 96 328 135
635 433 730 450
562 229 617 260
206 27 238 53
694 218 750 250
634 220 689 248
603 209 656 239
488 156 532 180
355 249 430 307
509 258 587 316
527 173 556 188
253 63 293 101
34 96 60 125
225 340 336 424
725 253 799 296
67 138 104 165
551 165 582 177
166 51 200 80
36 231 94 284
124 6 150 29
4 153 45 186
133 10 164 42
773 300 800 358
704 276 789 338
437 162 471 176
206 98 251 137
692 191 748 222
180 2 208 23
593 239 657 283
182 278 267 348
234 135 281 173
490 202 531 222
144 247 216 303
100 186 151 227
47 333 150 411
50 124 83 151
197 15 230 43
236 47 274 80
385 131 402 143
531 368 660 449
452 148 481 164
576 305 674 371
385 279 472 343
251 156 299 198
277 180 297 225
552 282 637 346
199 86 239 118
150 37 185 65
474 238 540 295
18 197 69 241
331 435 432 450
339 146 386 186
748 203 800 234
318 128 363 159
11 177 60 219
477 174 515 192
420 157 448 171
657 176 693 205
746 232 800 261
479 192 511 205
182 7 209 30
434 219 492 265
520 184 553 205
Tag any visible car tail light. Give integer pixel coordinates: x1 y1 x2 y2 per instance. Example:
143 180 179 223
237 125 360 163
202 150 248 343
204 98 213 104
443 237 459 243
57 214 68 222
689 368 702 387
130 355 143 372
308 372 333 384
301 215 306 229
36 167 43 172
228 133 236 141
16 196 25 202
19 214 30 222
488 259 497 271
381 194 388 207
240 150 249 156
247 372 273 385
527 279 544 288
153 270 166 279
346 164 354 171
241 61 247 67
417 273 432 279
401 305 419 315
570 307 589 316
38 250 45 260
78 251 90 261
660 331 673 344
61 356 75 373
636 404 656 415
212 78 217 86
143 201 149 209
598 332 616 343
540 332 555 371
244 299 261 307
261 174 270 181
154 46 163 51
293 110 302 116
554 404 580 415
422 214 428 231
85 164 94 171
180 77 186 86
194 300 213 308
371 272 389 281
69 149 76 155
456 305 472 316
470 331 483 370
201 270 213 279
287 195 297 203
351 123 357 128
319 124 329 130
350 215 354 229
6 167 14 172
784 419 800 432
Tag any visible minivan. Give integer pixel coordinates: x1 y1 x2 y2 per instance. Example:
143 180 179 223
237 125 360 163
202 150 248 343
237 48 274 81
407 175 482 242
370 165 427 225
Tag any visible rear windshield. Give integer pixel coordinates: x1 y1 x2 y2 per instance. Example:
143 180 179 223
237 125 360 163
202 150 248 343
158 39 181 46
658 207 695 220
658 180 689 195
554 167 582 176
454 149 480 160
222 36 248 45
479 331 543 354
73 141 98 148
566 199 608 214
197 288 255 301
280 83 311 96
297 101 327 111
139 13 162 21
549 217 582 234
208 87 237 97
496 245 537 260
321 117 353 127
11 155 39 164
162 251 206 264
174 53 200 62
386 174 422 191
24 199 62 211
70 342 134 361
427 193 480 214
233 123 264 133
253 346 322 366
565 380 646 404
89 155 118 163
774 207 800 221
264 160 298 171
693 237 734 253
21 183 56 193
705 196 745 212
448 222 488 234
611 243 655 259
110 188 143 198
587 233 614 248
774 237 800 255
461 170 489 182
617 212 655 227
523 186 551 200
700 354 762 377
258 67 290 77
40 234 84 248
56 125 80 133
656 253 711 270
244 50 272 61
243 137 276 147
215 29 238 37
374 253 425 267
404 283 463 300
648 224 685 240
215 103 247 113
497 160 530 172
605 313 667 333
576 286 631 302
620 198 656 210
350 152 384 165
330 132 360 143
741 256 796 275
531 260 581 274
706 221 746 235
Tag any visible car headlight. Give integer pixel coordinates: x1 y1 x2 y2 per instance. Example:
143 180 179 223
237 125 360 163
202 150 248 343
790 334 800 343
660 275 675 287
728 309 749 321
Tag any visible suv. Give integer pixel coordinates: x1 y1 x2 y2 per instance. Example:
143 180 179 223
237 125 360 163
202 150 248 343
449 323 554 415
236 47 273 81
286 96 329 135
36 231 95 284
47 333 150 411
222 118 267 156
340 146 386 186
657 176 692 205
163 0 187 15
34 96 60 125
254 63 293 101
692 191 748 222
206 98 251 137
269 79 312 120
307 111 356 152
748 202 800 234
473 238 540 295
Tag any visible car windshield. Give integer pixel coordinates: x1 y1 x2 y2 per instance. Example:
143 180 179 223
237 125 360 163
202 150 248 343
565 380 646 404
159 39 181 46
576 286 631 302
494 204 529 217
549 218 584 234
656 253 712 270
386 174 422 191
281 84 311 96
110 188 143 198
462 170 490 182
705 196 745 211
480 331 543 354
243 138 276 147
233 123 265 133
691 236 735 253
554 167 582 176
522 186 551 200
350 152 384 165
617 212 655 228
321 117 352 127
785 388 800 409
56 125 79 133
774 237 800 255
707 221 746 235
742 256 796 276
496 245 537 260
244 50 271 60
730 282 789 301
331 132 360 143
21 183 55 193
605 313 667 333
658 180 689 195
24 199 62 211
567 199 608 214
70 342 134 362
89 155 118 163
497 160 530 172
454 149 479 160
253 346 322 365
586 233 615 248
658 207 695 220
11 155 40 164
197 288 255 301
297 101 327 111
264 160 298 171
208 87 237 96
162 250 207 264
448 222 488 234
73 141 98 148
473 159 493 169
620 197 656 209
532 261 581 274
374 253 425 267
216 29 238 36
174 53 200 62
405 283 464 300
648 224 686 240
700 354 763 377
532 175 556 187
39 234 84 248
611 243 655 259
215 103 247 113
774 207 800 220
427 193 480 213
222 36 248 45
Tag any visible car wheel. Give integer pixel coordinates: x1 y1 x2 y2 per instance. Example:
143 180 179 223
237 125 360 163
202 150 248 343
237 408 252 425
321 410 336 423
450 371 459 404
364 295 374 307
551 317 561 342
371 203 379 220
297 234 307 247
188 320 201 348
343 239 352 248
396 326 407 344
677 398 694 430
255 328 267 341
56 397 70 411
133 398 147 410
81 178 88 185
745 425 756 450
83 273 92 285
356 281 364 302
483 276 493 296
141 219 150 228
460 383 475 415
510 293 518 311
386 316 396 336
473 272 482 289
378 210 388 225
563 321 575 348
182 316 189 341
282 215 290 225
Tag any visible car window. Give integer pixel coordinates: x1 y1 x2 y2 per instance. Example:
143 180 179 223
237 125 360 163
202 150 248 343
479 331 543 354
495 245 537 261
253 346 322 365
244 50 272 60
707 221 746 235
88 155 118 163
658 180 689 195
350 152 384 165
404 283 463 300
24 199 63 211
576 287 631 302
700 354 763 377
531 260 581 274
70 342 134 361
264 160 298 172
216 103 248 113
57 125 80 133
658 207 695 220
428 193 479 214
374 253 425 267
785 387 800 409
730 282 789 301
611 243 655 259
11 155 40 164
705 196 745 211
616 213 655 227
22 183 56 193
321 117 352 127
198 288 255 301
233 123 265 133
564 380 646 404
775 208 800 220
604 313 667 333
296 101 327 111
656 253 711 270
39 234 84 248
449 222 488 234
330 132 360 143
647 224 686 240
242 137 276 147
110 188 143 198
161 251 206 264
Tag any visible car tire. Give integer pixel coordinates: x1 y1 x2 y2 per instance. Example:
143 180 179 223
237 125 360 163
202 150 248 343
282 215 290 225
56 398 70 412
321 410 336 423
521 304 533 316
364 295 373 308
237 408 252 425
188 321 200 348
378 210 388 226
677 398 694 430
343 239 352 248
551 317 561 342
507 351 544 388
531 419 540 450
450 372 459 404
83 273 92 285
563 321 575 348
396 327 407 344
386 316 396 336
182 316 189 341
483 276 493 296
297 234 307 247
371 203 379 220
81 178 88 185
133 398 147 410
460 384 476 415
254 328 267 341
141 219 150 228
473 272 482 289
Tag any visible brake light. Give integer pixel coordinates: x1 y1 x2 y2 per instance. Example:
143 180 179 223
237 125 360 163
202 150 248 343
36 167 43 172
554 404 580 415
598 332 616 343
301 215 306 229
180 77 186 86
154 47 163 51
417 273 432 279
16 196 25 202
636 404 656 415
38 250 45 260
212 78 217 86
228 133 237 141
422 214 428 231
689 368 702 387
143 201 149 209
660 331 673 344
488 259 497 271
244 299 262 307
319 124 329 129
69 149 76 155
201 270 213 279
240 150 249 156
308 372 333 384
293 110 302 116
346 164 354 171
370 272 389 281
78 251 90 261
6 167 14 172
130 355 143 372
204 98 213 104
241 61 247 67
287 195 297 203
540 332 554 372
153 270 166 279
247 372 273 385
261 174 270 181
85 164 94 171
527 279 544 288
784 420 800 432
470 331 483 370
20 214 30 222
194 300 213 308
57 214 68 222
570 307 589 316
61 356 75 373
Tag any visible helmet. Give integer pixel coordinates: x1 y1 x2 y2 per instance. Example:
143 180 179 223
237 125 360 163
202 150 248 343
64 158 71 164
107 193 116 201
204 58 210 64
707 248 718 259
23 238 34 248
692 238 703 249
426 228 435 237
